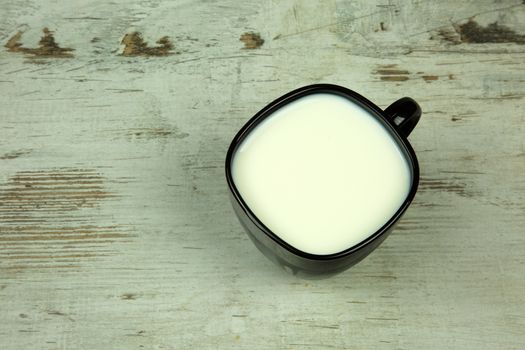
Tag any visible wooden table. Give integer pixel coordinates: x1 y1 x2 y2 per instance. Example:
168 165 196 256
1 1 524 349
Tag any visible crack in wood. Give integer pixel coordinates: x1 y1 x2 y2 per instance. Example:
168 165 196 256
122 127 189 141
0 149 31 160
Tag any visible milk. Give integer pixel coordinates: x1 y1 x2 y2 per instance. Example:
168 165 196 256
232 93 411 255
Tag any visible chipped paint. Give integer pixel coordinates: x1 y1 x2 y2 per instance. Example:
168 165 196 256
126 127 189 141
380 76 409 81
0 168 130 271
375 65 410 82
376 67 441 83
240 32 264 49
4 28 74 58
419 177 470 197
120 32 173 56
376 69 410 75
422 75 439 82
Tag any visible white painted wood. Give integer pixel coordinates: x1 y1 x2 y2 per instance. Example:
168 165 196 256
1 1 524 349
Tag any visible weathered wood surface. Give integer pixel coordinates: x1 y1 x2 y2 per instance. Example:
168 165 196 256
1 0 524 349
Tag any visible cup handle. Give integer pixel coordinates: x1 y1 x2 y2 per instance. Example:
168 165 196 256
383 97 421 137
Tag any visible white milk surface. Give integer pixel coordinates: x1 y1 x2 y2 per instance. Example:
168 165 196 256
232 93 411 255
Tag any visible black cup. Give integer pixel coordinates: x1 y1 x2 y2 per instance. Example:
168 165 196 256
225 84 421 278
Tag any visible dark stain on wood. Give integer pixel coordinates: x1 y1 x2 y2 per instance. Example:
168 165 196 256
0 149 31 160
455 20 525 44
19 313 28 318
0 168 131 271
438 20 525 44
120 32 173 56
240 32 264 49
5 28 74 58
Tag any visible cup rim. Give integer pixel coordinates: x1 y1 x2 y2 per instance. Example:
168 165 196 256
225 83 420 261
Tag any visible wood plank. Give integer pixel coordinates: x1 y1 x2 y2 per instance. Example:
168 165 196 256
1 0 524 349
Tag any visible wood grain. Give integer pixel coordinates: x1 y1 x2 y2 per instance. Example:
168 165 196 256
1 0 524 349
